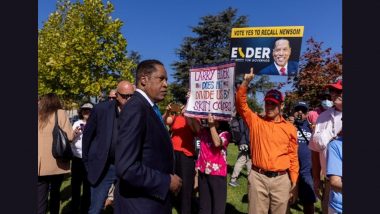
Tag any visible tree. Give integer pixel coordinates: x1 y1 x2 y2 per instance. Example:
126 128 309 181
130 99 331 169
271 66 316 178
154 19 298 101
128 50 141 80
157 84 175 113
171 7 276 113
38 0 135 107
283 38 342 112
171 7 248 100
237 74 276 113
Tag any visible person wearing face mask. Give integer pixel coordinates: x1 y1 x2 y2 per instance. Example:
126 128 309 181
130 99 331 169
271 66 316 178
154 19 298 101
307 94 333 132
308 76 342 214
321 98 334 110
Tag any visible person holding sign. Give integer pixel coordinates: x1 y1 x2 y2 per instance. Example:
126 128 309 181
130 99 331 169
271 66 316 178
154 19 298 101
259 38 299 76
163 99 197 214
236 68 299 214
188 113 231 214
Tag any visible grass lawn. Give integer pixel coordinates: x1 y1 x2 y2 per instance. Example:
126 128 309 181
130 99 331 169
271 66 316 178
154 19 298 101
57 145 321 213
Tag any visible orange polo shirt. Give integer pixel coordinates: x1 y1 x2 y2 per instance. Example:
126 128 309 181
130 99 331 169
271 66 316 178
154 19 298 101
236 86 299 184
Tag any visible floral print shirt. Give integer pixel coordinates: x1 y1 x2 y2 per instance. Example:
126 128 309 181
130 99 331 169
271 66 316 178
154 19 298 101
196 129 231 176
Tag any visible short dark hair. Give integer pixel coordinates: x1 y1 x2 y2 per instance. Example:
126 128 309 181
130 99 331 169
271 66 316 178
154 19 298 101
136 59 164 81
274 38 291 49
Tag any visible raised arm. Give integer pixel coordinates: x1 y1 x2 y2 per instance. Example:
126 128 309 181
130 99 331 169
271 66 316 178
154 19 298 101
208 114 222 147
235 68 257 126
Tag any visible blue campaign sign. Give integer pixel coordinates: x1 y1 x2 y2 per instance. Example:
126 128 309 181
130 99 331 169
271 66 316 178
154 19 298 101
230 26 304 77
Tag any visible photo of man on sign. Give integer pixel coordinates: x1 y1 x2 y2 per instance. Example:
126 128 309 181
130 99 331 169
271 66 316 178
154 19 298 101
230 26 304 76
258 38 299 75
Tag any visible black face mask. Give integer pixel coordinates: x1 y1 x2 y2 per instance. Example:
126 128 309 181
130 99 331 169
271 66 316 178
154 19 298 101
294 116 305 126
294 108 307 126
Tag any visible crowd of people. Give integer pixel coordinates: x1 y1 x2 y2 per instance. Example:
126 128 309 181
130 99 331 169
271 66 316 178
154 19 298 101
37 60 342 214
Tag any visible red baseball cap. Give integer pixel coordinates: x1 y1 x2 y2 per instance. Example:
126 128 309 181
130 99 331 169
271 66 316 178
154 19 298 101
325 77 343 90
264 89 284 104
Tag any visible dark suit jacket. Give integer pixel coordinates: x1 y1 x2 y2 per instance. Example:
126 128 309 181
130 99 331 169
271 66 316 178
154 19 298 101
82 100 117 185
114 91 174 214
259 61 299 75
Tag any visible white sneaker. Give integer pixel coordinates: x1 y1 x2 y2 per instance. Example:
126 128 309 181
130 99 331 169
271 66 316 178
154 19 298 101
229 180 239 187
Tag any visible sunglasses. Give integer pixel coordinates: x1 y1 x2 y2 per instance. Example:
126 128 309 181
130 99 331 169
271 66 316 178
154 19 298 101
108 96 116 100
117 92 133 99
81 108 92 114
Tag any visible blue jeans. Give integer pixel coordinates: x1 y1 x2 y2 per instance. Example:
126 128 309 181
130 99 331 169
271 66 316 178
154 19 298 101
88 164 116 214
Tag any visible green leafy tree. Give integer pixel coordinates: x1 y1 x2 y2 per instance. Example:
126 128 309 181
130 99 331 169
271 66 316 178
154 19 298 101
171 7 248 100
283 38 342 113
128 50 141 80
247 75 276 113
38 0 135 107
157 84 176 113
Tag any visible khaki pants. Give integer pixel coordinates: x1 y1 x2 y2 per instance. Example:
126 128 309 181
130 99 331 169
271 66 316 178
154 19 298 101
230 152 252 182
248 170 291 214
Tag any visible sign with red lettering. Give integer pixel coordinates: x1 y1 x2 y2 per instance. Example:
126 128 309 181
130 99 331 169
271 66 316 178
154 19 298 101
185 62 235 121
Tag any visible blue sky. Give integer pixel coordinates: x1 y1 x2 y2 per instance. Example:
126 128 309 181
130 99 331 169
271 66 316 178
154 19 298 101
38 0 342 101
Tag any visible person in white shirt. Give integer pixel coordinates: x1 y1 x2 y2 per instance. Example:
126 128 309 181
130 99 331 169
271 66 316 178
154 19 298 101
71 102 93 213
308 76 342 214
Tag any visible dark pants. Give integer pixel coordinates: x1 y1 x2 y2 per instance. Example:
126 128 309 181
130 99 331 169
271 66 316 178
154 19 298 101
173 151 195 214
71 157 91 213
198 172 227 214
37 174 64 214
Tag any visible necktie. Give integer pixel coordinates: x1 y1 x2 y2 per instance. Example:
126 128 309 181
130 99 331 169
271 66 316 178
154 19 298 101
153 104 166 126
280 67 286 75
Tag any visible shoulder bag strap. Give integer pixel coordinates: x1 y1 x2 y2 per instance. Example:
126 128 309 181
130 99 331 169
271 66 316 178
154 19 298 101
55 111 59 128
296 124 309 144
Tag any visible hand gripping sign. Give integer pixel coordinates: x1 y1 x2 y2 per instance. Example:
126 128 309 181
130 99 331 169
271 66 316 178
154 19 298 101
184 62 235 121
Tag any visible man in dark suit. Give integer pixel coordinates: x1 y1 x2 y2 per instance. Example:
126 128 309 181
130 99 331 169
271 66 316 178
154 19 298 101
82 80 135 214
114 59 183 214
259 38 299 76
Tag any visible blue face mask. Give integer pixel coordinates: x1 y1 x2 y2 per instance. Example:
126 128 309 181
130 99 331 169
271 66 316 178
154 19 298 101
321 99 333 109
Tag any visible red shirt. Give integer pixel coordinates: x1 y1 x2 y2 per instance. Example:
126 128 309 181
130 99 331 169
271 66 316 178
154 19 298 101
170 115 196 157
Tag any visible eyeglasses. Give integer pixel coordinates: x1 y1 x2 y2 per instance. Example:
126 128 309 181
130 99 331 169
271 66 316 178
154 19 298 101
108 96 116 100
117 92 133 99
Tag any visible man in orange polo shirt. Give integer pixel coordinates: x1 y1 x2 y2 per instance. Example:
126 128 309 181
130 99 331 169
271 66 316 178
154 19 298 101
236 68 299 214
